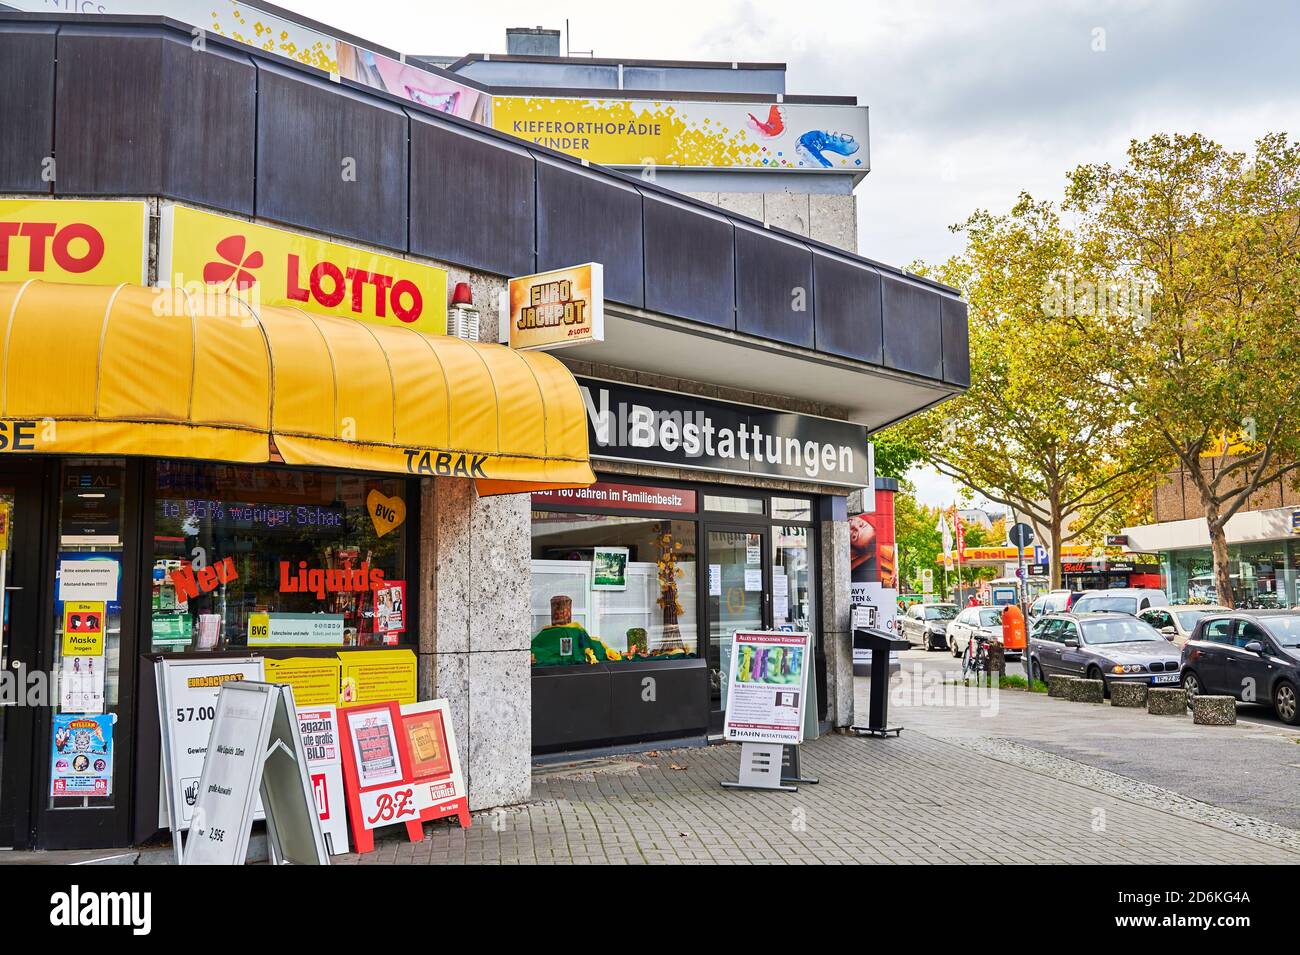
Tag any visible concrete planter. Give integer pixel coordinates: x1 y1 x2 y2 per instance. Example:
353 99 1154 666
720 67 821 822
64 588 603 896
1047 675 1078 698
1147 687 1186 715
1110 682 1147 708
1065 678 1105 703
1191 695 1237 726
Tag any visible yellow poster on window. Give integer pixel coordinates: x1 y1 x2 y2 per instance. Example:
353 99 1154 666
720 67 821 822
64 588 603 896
337 648 417 707
264 656 342 707
61 601 105 656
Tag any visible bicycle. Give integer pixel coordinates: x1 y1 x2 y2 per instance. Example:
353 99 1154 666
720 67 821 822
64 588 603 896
961 633 994 682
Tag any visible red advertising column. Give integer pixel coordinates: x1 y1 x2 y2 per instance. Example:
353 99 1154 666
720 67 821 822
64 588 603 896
850 480 898 674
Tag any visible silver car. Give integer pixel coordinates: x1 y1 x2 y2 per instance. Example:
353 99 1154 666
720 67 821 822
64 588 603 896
946 605 1013 659
899 602 958 651
1028 612 1183 693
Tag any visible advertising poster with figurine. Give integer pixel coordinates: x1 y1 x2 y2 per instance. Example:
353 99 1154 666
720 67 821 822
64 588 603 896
50 714 113 797
722 631 811 745
373 580 406 643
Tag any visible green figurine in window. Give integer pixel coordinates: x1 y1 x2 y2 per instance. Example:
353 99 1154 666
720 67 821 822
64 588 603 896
531 595 623 666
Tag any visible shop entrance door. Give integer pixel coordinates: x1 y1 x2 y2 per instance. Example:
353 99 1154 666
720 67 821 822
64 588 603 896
0 464 48 848
704 526 768 734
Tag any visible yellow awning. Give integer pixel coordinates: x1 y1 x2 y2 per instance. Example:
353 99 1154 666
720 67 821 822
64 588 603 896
0 281 594 495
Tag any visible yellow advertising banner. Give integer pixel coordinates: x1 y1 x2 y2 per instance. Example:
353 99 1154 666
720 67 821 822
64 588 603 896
0 198 147 286
337 648 417 707
158 204 448 335
264 656 342 707
507 263 604 351
493 96 870 171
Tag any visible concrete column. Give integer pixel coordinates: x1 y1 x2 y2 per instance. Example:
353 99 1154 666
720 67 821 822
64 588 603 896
819 497 853 728
419 476 532 810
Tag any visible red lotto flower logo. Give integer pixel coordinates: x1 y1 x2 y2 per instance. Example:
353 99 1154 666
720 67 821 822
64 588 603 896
203 235 263 290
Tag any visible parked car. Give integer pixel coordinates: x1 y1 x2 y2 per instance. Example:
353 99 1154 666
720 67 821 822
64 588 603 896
1071 588 1170 617
1138 605 1229 647
1181 611 1300 725
1028 589 1084 623
946 605 1015 659
899 602 958 650
1027 612 1182 693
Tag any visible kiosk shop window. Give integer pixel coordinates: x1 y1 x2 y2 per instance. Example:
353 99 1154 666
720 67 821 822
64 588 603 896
149 462 410 652
529 513 698 666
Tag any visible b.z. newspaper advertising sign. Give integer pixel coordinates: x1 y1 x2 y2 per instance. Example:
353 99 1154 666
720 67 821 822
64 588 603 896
723 631 811 745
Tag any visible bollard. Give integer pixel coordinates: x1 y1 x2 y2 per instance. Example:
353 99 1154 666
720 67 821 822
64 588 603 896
1065 678 1105 703
1147 686 1185 715
1110 682 1148 707
1047 675 1078 698
1191 695 1237 726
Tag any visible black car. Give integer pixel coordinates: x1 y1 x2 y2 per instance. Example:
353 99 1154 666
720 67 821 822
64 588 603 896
1181 611 1300 725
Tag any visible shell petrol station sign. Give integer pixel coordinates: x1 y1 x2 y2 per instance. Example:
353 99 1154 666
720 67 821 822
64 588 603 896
158 204 448 335
0 198 148 285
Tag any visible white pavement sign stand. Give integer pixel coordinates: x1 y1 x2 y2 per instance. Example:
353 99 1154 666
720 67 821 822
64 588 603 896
720 630 812 793
183 681 328 866
156 657 264 864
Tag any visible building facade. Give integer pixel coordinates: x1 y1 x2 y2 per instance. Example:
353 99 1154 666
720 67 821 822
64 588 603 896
1125 465 1300 607
0 9 966 851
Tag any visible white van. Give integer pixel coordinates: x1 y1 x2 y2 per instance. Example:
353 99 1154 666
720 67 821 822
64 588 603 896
1071 588 1169 617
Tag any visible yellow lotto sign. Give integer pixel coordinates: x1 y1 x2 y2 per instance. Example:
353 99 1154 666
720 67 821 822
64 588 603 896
158 204 447 335
0 198 147 285
507 262 604 351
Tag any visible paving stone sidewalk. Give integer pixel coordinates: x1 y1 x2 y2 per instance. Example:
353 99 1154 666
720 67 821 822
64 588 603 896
339 731 1300 865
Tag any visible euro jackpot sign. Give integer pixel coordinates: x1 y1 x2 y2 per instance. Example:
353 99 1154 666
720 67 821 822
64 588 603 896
505 263 604 352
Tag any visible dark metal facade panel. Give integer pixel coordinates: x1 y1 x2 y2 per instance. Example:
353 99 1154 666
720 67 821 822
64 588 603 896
734 223 814 348
159 35 256 214
812 249 883 363
534 154 644 307
941 295 971 387
881 272 944 379
53 27 163 195
608 658 709 740
52 26 255 211
641 190 734 329
409 115 535 277
0 24 56 193
256 61 408 251
0 16 966 389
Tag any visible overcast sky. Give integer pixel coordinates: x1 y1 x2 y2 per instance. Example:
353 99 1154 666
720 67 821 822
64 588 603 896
278 0 1299 508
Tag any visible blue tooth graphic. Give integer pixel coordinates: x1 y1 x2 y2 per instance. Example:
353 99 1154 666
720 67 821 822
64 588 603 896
796 130 861 168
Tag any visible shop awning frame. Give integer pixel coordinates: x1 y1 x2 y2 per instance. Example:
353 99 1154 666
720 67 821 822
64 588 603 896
0 281 595 494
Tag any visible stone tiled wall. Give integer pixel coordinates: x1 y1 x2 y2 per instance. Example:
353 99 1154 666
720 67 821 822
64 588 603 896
1153 463 1300 523
819 517 853 727
685 191 858 254
419 477 533 810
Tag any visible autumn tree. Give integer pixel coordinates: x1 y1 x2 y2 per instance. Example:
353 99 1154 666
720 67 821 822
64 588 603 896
1064 132 1300 607
887 195 1162 589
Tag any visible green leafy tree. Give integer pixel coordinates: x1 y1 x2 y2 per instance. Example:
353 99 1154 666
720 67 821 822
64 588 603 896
1064 133 1300 606
892 486 941 592
871 431 926 481
895 196 1162 589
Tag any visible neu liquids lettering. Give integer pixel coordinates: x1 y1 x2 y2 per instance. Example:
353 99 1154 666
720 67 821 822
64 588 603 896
279 560 386 600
